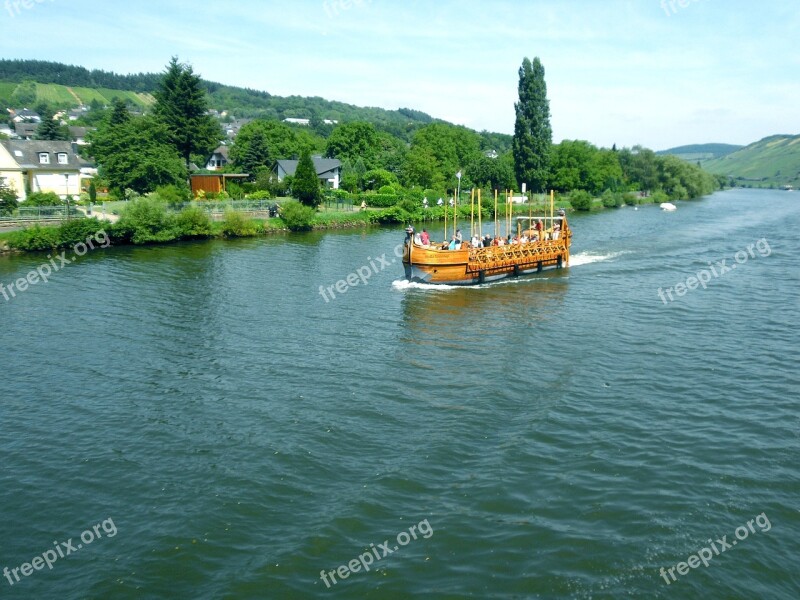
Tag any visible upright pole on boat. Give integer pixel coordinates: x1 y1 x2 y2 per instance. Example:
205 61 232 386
470 188 475 238
455 171 461 238
444 196 448 243
551 189 554 226
494 189 499 238
478 189 482 239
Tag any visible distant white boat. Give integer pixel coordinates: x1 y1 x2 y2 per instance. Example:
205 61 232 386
660 202 677 211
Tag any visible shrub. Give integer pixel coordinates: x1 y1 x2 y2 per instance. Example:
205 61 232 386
6 225 61 251
359 193 399 208
57 218 107 247
23 191 62 207
154 184 190 205
226 182 245 200
221 209 257 237
247 190 272 200
601 189 623 208
670 185 689 201
569 190 593 211
651 190 670 204
279 200 316 231
364 168 399 190
115 197 179 244
378 184 397 195
88 180 97 204
175 206 213 239
622 192 638 206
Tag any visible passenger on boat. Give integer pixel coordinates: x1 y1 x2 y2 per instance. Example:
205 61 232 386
552 223 561 240
448 236 461 250
455 229 463 243
506 234 513 245
471 234 480 247
521 234 529 243
483 234 492 247
420 229 430 246
498 237 506 246
404 226 414 243
536 219 544 236
414 232 422 245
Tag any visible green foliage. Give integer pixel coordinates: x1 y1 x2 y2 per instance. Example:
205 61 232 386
88 113 187 195
35 105 68 140
403 123 482 189
5 218 107 251
378 185 396 195
154 184 190 204
221 210 258 237
0 178 18 215
24 191 62 206
650 190 670 204
115 197 179 244
601 189 623 208
11 80 37 105
325 122 380 168
364 168 399 190
569 190 593 211
175 206 213 238
247 190 272 200
293 149 322 207
358 193 399 208
512 57 552 192
6 225 61 250
279 200 316 231
153 57 221 167
88 180 97 204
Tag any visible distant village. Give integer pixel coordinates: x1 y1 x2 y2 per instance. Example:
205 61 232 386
0 105 344 201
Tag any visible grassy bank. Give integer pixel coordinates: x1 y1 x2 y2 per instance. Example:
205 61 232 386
0 190 697 255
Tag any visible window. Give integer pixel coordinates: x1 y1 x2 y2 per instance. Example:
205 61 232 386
57 153 68 165
39 153 50 164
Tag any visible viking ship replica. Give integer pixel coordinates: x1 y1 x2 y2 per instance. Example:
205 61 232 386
402 190 572 285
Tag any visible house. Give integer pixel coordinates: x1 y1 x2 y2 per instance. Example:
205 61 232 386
275 156 341 189
0 140 90 200
205 145 229 170
283 118 310 126
484 149 499 159
224 118 253 139
10 108 41 123
68 126 94 145
14 122 39 140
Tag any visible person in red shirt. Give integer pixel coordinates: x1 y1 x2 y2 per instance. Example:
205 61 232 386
420 229 430 246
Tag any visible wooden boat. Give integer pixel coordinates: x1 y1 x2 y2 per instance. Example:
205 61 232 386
402 212 572 285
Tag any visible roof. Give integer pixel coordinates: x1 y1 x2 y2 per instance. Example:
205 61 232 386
276 157 342 177
211 145 229 158
68 126 90 138
0 140 88 170
14 122 39 137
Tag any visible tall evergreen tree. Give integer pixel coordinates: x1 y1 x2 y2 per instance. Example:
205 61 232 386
35 106 66 140
109 98 131 127
512 57 552 192
293 148 322 207
153 57 220 168
238 130 269 176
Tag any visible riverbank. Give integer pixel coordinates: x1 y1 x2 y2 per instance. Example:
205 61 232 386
0 190 695 256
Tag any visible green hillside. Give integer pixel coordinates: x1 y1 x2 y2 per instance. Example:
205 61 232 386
703 135 800 188
0 59 454 144
658 143 742 163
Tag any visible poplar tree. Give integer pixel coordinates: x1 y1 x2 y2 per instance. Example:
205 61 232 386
512 57 552 192
35 106 66 140
153 57 220 168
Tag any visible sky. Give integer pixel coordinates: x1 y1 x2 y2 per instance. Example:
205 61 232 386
1 0 798 150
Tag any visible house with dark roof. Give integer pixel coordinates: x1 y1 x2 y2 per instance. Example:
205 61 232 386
14 122 39 140
275 156 341 189
0 140 92 200
68 126 94 145
205 145 229 170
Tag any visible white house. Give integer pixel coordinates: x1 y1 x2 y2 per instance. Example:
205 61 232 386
275 157 341 189
205 145 229 170
0 140 89 200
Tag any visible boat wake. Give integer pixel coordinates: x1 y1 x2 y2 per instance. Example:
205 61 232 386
391 280 465 291
568 251 625 267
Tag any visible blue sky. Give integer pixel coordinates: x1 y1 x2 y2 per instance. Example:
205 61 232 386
2 0 797 150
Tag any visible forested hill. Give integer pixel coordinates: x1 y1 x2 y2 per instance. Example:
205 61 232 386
0 59 450 140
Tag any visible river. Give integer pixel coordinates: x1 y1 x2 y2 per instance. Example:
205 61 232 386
1 188 797 599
